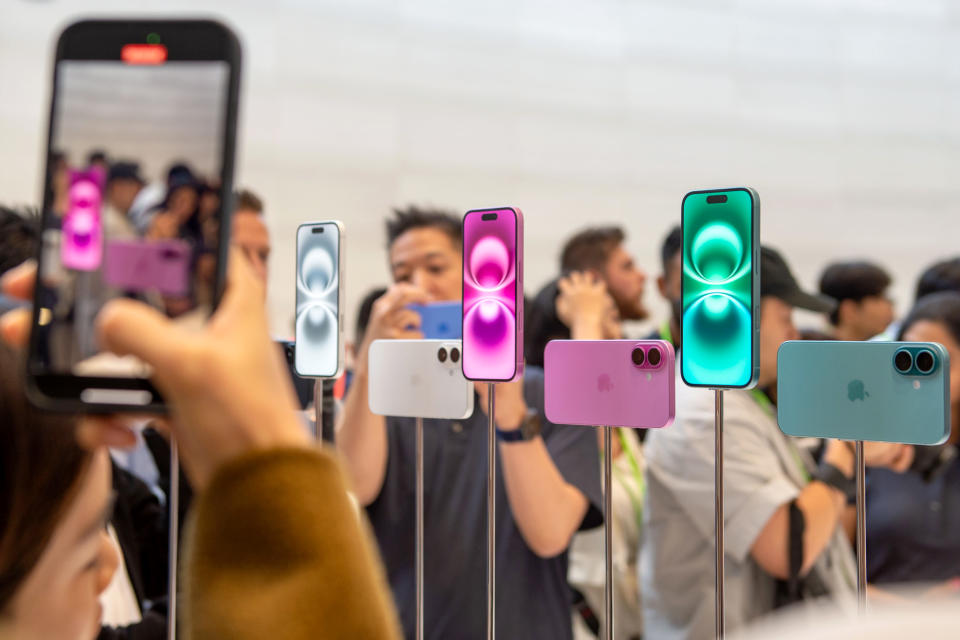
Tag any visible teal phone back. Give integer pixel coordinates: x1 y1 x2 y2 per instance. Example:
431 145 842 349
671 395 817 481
777 341 950 445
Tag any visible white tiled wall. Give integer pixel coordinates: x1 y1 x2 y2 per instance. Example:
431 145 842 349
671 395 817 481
2 0 958 337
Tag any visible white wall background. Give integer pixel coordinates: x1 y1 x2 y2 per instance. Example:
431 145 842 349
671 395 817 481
2 0 959 337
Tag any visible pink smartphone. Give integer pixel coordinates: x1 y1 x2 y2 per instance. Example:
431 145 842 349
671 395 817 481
103 238 192 296
462 207 524 382
544 340 675 429
61 166 105 271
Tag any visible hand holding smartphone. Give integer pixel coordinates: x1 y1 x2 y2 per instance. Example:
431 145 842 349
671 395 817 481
27 20 241 412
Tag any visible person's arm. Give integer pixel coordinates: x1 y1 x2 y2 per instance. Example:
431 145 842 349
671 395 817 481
335 284 428 505
478 380 589 557
751 440 913 579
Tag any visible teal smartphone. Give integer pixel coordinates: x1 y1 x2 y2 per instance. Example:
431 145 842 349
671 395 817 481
680 187 760 388
777 341 951 445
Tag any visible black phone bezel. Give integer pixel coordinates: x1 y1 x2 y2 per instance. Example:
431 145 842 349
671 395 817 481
27 19 242 413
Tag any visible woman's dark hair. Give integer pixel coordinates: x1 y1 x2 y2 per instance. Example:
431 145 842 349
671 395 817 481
0 344 89 610
896 291 960 344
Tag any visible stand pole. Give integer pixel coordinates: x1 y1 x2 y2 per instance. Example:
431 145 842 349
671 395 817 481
855 440 867 615
314 379 323 441
416 416 425 640
487 383 496 640
603 426 614 640
167 438 179 640
714 390 724 640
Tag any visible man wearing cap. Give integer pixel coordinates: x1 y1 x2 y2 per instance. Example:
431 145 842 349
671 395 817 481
105 161 165 235
639 247 913 639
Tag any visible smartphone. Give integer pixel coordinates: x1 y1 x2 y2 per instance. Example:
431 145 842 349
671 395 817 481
777 341 951 445
680 188 760 389
408 302 462 339
27 20 241 412
544 340 675 429
103 238 191 296
461 207 524 382
368 339 474 420
294 221 345 378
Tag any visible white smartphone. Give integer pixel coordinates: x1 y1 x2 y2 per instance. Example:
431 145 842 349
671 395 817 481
295 221 345 378
368 339 474 420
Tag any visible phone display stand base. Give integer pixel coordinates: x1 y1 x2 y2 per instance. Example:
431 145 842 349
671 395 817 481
603 426 614 640
168 438 179 640
486 383 496 640
714 389 725 640
416 416 425 640
855 440 867 615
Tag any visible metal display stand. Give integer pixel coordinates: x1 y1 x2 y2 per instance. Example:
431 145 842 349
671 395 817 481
486 383 496 640
855 441 867 615
603 426 614 640
416 416 425 640
714 390 725 640
168 439 179 640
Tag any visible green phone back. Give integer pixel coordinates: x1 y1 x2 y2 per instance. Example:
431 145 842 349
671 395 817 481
777 341 950 445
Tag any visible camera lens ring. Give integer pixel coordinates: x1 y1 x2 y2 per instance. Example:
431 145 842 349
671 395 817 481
631 347 645 366
438 347 448 363
894 349 913 373
450 347 461 363
647 347 662 367
916 349 935 374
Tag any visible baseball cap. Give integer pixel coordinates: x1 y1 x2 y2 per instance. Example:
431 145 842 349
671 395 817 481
761 246 835 314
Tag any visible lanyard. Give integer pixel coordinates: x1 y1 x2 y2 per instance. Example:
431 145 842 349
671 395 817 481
748 389 812 484
602 428 645 532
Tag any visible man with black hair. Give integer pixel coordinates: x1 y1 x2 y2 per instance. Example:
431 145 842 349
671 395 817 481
818 261 894 341
916 257 960 302
337 205 601 640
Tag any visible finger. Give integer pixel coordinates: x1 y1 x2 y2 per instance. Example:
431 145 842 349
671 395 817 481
387 285 432 311
557 277 571 294
891 445 914 473
0 260 36 301
388 310 422 331
76 416 138 451
209 246 267 331
97 298 184 374
390 329 424 341
0 308 31 347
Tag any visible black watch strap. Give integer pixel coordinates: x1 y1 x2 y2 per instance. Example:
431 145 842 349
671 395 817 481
815 462 856 501
496 409 541 443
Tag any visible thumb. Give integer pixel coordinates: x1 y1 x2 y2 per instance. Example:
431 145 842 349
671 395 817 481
97 298 184 377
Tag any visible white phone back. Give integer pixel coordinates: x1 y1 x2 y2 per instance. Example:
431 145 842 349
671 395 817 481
368 339 474 420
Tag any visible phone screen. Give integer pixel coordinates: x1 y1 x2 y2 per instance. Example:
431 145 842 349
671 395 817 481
295 222 341 378
462 208 519 381
681 188 757 388
29 22 238 407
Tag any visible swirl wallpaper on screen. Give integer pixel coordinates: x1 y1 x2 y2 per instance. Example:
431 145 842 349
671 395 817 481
681 189 755 387
462 208 519 381
295 223 340 377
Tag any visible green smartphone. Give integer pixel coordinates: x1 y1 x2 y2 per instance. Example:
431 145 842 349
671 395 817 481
778 341 950 445
680 187 760 389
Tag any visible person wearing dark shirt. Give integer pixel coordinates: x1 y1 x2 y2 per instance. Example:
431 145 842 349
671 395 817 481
337 206 602 640
866 292 960 586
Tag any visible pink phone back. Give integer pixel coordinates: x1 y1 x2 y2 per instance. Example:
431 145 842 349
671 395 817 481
544 340 675 429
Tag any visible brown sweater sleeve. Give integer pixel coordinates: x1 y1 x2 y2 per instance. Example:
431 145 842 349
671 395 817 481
181 447 402 640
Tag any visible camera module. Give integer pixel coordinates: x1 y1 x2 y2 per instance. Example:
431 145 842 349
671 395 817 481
438 347 448 363
894 349 913 373
450 347 460 363
632 347 645 366
647 347 662 367
916 349 935 374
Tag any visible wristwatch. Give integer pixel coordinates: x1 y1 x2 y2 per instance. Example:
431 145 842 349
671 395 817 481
496 408 542 443
815 462 856 501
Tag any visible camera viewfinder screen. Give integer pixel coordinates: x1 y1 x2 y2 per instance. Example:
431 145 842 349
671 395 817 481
34 59 230 378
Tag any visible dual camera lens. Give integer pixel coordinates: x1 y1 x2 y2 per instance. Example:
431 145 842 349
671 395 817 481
438 347 460 363
632 346 662 368
894 348 936 375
